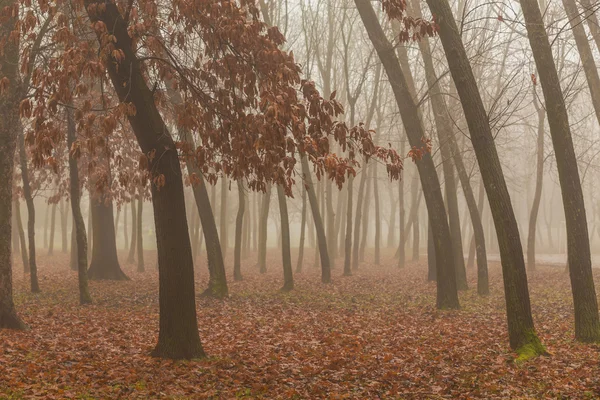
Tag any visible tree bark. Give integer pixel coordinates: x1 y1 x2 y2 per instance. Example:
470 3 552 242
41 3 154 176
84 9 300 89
66 107 92 304
356 0 459 309
0 17 26 326
426 0 544 353
14 200 29 274
296 184 307 273
137 196 145 272
344 176 354 276
520 0 600 342
527 87 545 272
219 178 228 258
258 185 271 273
127 199 137 263
301 156 331 283
234 180 245 281
277 186 294 291
87 195 129 280
85 0 204 359
60 199 68 253
48 202 57 255
428 219 437 281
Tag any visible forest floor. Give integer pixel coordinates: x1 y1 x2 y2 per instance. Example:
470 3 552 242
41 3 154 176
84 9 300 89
1 250 600 399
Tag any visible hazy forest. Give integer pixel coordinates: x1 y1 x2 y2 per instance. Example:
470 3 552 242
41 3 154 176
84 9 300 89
4 0 600 397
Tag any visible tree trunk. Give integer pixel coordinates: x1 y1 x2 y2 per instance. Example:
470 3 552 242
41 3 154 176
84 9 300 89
426 0 544 353
87 197 93 254
359 164 372 262
352 163 368 270
48 202 57 256
296 184 307 273
60 199 68 253
123 200 129 253
344 176 353 276
301 156 331 283
258 185 271 273
277 186 294 291
580 0 600 52
428 219 437 281
520 0 600 342
398 158 406 268
14 201 29 274
219 177 228 258
400 12 473 290
127 199 137 263
43 203 49 249
66 107 92 304
527 87 545 272
562 0 600 127
137 196 145 272
85 0 204 359
0 24 26 326
374 162 381 265
234 180 245 281
387 187 396 248
356 0 459 309
87 194 129 280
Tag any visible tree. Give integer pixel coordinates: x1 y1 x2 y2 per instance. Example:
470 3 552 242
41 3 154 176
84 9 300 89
355 0 459 309
519 0 600 342
234 180 245 281
424 0 545 356
276 185 294 291
0 0 26 329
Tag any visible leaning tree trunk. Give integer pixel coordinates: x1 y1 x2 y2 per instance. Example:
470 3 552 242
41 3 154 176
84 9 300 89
137 196 145 272
520 0 600 342
0 19 26 326
296 185 307 273
85 0 204 359
301 155 331 283
426 0 545 355
234 180 245 281
373 161 381 265
14 201 29 274
527 86 545 272
258 185 271 274
355 0 459 309
352 163 368 270
277 185 294 292
18 128 40 293
66 107 92 304
359 164 372 262
402 11 477 290
398 156 406 268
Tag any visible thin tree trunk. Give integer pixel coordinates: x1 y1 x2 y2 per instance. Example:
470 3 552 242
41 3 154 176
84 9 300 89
14 200 29 274
359 163 373 262
60 199 68 253
344 176 353 276
48 202 57 256
374 162 381 265
301 155 331 283
352 165 368 270
428 219 437 281
123 199 129 253
66 107 92 304
258 185 271 273
296 185 307 273
127 199 136 263
527 87 545 272
277 185 294 291
520 0 600 342
398 153 406 268
220 178 228 258
137 196 145 272
234 180 245 281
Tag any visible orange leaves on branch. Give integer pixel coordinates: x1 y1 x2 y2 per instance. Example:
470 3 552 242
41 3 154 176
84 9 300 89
407 137 432 163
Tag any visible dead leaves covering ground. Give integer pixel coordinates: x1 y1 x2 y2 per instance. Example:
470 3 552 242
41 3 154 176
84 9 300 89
1 250 600 399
